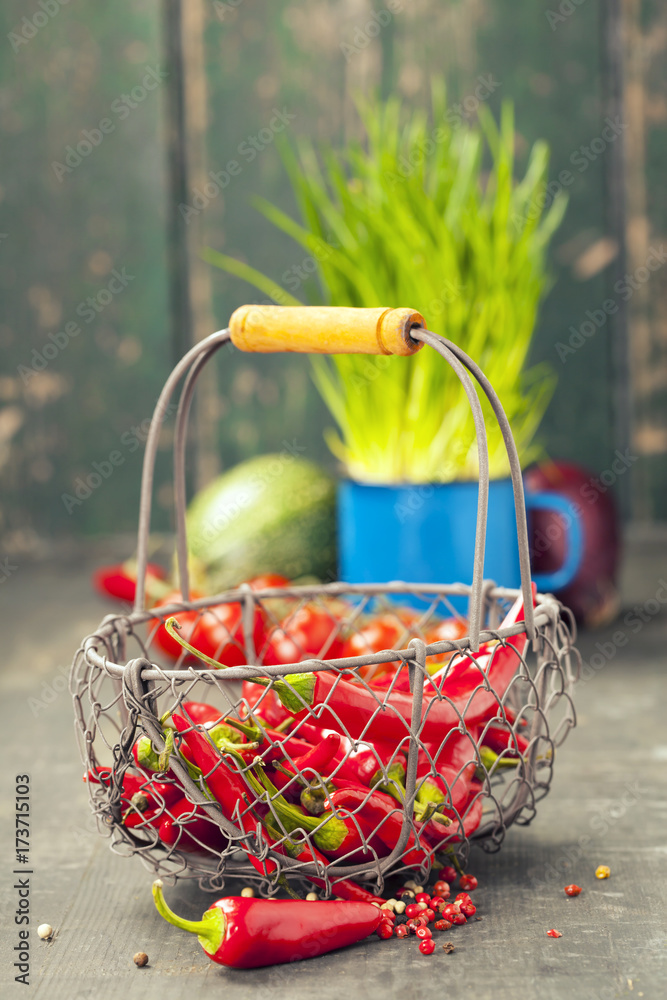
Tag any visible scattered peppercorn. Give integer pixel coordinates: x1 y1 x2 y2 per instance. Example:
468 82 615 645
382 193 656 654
240 887 255 898
434 919 452 931
415 892 431 905
564 884 582 897
377 922 393 940
440 867 458 884
133 952 149 967
459 874 478 892
37 924 53 940
459 902 476 918
395 924 409 939
442 942 455 954
452 913 467 926
595 865 611 879
419 938 436 955
433 880 449 897
405 903 421 919
547 929 562 939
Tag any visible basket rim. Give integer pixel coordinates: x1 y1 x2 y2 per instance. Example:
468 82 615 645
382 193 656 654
79 583 564 682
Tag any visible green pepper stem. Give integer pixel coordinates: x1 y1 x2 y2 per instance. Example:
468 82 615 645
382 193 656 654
164 617 229 670
152 879 225 957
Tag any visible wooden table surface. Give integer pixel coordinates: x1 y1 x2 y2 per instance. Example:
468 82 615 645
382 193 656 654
1 535 666 999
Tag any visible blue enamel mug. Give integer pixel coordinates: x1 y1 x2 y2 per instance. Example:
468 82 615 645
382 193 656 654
337 478 583 598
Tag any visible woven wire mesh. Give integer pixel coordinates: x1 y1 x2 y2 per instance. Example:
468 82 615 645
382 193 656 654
71 581 579 896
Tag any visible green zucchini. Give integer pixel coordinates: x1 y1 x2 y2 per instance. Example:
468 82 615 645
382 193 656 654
185 453 337 591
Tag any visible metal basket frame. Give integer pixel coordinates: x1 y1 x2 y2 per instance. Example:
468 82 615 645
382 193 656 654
71 323 580 896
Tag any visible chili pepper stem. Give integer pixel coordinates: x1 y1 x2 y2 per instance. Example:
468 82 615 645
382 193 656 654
164 617 230 670
152 879 225 957
255 673 316 713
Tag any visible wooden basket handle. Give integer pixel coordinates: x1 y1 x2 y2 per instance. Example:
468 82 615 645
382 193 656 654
229 305 425 356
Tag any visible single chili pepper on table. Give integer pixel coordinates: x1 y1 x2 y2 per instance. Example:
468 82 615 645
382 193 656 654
152 880 382 968
92 561 168 604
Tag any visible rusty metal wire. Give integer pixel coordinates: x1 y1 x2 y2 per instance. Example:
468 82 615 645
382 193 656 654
70 325 580 896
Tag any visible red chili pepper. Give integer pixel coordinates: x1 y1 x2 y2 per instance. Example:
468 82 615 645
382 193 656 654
152 880 382 968
284 732 341 778
241 681 291 729
181 701 226 726
266 599 529 743
228 809 385 906
326 785 431 869
327 739 407 788
158 797 228 854
170 714 276 879
93 561 167 604
419 792 483 850
481 723 529 756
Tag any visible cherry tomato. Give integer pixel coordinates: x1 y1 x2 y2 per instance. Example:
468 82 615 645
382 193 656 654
152 576 275 665
262 604 344 665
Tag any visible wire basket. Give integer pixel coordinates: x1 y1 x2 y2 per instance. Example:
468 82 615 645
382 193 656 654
71 306 580 898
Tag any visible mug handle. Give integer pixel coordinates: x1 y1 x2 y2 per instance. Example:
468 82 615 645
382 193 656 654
525 491 584 593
